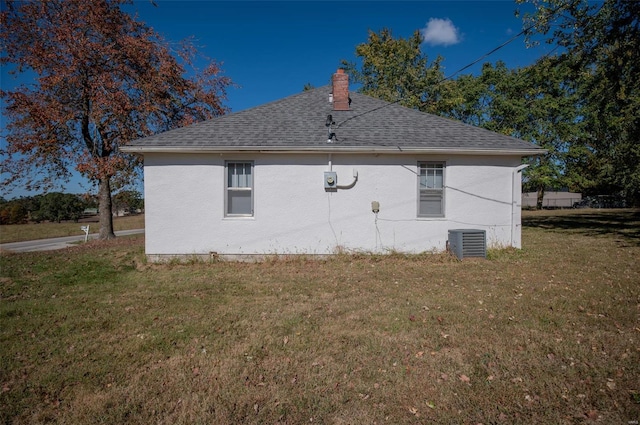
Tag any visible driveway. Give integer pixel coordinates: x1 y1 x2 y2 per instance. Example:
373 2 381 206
0 229 144 253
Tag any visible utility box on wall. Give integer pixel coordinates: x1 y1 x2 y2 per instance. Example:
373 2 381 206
324 171 337 190
448 229 486 260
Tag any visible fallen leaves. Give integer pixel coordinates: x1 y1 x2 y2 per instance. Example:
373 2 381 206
585 409 599 420
3 210 639 425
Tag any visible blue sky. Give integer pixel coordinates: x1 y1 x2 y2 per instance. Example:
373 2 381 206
1 0 555 198
124 0 550 112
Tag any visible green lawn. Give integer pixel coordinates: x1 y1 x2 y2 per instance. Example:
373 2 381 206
0 214 144 244
1 209 638 424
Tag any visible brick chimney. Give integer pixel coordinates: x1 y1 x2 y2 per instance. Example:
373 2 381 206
332 69 349 111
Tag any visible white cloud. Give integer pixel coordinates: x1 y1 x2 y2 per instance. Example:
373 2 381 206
421 18 462 47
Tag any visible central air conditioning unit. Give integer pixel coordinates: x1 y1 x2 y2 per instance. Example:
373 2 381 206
448 229 486 260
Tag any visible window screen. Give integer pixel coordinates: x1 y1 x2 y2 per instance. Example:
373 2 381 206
418 162 444 217
226 162 253 216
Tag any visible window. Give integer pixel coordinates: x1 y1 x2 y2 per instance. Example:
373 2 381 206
418 162 445 217
226 161 253 216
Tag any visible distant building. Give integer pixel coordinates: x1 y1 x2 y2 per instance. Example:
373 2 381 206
522 191 582 208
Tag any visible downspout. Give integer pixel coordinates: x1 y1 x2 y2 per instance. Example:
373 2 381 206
511 164 529 248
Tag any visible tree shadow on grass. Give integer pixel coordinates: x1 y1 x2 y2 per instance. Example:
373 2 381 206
522 209 640 246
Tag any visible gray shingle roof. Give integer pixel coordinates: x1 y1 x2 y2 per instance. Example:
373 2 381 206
122 85 544 155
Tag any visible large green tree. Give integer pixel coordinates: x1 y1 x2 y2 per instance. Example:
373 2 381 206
1 0 232 238
518 0 640 204
34 192 86 223
342 27 585 209
477 59 584 208
341 28 454 114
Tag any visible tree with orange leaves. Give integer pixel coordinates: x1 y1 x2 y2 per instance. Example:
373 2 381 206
1 0 231 239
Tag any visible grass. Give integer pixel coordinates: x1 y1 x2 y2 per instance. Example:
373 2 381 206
1 209 639 424
0 214 145 244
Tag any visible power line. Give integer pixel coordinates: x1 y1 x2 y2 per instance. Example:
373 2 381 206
336 3 568 130
443 25 534 83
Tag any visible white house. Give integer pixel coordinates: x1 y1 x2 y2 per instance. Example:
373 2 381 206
122 70 545 261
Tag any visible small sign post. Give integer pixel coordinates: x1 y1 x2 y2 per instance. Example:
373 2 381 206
80 225 90 243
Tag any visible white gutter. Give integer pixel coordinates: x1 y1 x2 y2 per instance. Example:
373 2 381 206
121 146 547 156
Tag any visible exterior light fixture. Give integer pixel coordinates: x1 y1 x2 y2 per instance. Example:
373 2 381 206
325 114 334 127
326 114 335 143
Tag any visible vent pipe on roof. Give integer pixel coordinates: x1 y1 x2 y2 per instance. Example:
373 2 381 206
332 69 349 111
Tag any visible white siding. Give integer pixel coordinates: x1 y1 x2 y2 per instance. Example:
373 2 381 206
143 153 524 259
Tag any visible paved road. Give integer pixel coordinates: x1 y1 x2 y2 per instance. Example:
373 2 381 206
0 229 145 253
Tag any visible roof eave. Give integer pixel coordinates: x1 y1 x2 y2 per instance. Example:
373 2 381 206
121 145 547 156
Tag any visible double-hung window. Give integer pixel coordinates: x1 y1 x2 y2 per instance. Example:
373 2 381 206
226 161 253 216
418 162 445 217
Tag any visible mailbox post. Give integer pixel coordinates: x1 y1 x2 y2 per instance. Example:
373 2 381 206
80 225 90 243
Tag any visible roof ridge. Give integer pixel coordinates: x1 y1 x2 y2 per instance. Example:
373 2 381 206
122 83 545 156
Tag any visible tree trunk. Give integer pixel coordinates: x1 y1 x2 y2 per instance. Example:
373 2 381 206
98 176 116 240
536 186 546 210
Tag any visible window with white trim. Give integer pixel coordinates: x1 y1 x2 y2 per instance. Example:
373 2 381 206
418 162 445 217
225 161 253 216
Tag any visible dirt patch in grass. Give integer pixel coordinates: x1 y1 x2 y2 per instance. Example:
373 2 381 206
1 212 639 424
